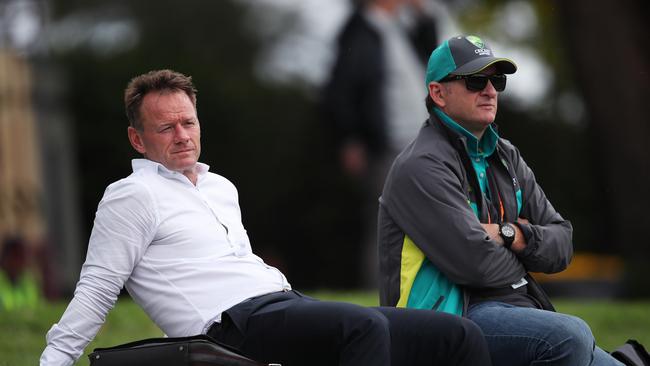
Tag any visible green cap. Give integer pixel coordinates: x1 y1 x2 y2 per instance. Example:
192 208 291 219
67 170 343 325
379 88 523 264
425 35 517 87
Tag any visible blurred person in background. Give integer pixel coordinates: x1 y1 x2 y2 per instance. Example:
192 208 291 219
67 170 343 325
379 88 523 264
321 0 438 287
378 35 641 366
40 69 492 366
0 236 41 310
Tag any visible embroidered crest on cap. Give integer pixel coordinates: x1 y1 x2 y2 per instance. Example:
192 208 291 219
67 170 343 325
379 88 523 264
466 35 491 56
466 35 484 48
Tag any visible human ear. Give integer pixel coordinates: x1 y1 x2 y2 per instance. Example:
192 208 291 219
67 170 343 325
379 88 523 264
428 82 446 108
128 126 146 154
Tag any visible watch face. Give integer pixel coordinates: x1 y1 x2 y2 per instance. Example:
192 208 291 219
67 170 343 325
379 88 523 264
501 224 515 238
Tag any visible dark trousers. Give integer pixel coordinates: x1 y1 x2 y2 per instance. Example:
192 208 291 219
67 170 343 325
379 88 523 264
207 291 490 366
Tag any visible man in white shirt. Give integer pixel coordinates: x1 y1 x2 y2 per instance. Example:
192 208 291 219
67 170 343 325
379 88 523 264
40 69 491 366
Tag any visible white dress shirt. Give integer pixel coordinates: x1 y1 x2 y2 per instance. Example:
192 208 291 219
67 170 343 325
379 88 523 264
40 159 291 366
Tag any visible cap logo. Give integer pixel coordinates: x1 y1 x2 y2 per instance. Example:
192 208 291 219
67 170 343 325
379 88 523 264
466 35 491 56
466 35 484 48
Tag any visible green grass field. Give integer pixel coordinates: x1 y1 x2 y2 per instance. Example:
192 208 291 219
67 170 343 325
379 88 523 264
3 292 649 366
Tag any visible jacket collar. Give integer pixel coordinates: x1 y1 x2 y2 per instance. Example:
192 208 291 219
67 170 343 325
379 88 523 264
432 108 499 158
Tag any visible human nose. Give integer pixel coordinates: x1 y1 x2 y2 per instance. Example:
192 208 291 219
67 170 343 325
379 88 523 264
481 80 498 97
173 124 189 142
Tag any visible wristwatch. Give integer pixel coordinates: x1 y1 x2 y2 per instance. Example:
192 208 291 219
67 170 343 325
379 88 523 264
499 223 516 249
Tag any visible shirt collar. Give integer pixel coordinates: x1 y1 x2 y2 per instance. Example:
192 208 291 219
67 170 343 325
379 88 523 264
132 159 209 179
433 108 498 158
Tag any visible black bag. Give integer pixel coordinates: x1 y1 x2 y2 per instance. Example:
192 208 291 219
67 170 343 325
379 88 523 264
611 339 650 366
88 334 280 366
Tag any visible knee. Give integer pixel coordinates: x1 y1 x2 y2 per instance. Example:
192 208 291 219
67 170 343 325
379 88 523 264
459 317 489 344
359 309 391 335
542 315 595 362
452 317 491 356
559 315 594 351
406 314 491 366
343 306 391 339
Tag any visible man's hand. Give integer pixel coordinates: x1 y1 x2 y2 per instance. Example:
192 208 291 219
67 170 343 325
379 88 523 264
481 217 530 253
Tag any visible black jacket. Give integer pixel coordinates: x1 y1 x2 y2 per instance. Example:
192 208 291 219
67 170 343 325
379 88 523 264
321 9 437 156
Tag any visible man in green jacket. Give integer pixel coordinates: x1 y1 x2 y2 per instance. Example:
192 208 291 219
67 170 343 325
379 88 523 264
378 34 626 365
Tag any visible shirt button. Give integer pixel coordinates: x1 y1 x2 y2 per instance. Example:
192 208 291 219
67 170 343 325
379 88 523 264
479 173 485 178
475 158 481 162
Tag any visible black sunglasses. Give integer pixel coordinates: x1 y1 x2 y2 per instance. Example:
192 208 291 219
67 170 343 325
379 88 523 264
440 74 507 92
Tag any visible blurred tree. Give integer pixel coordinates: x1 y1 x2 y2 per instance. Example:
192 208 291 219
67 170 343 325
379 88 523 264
555 0 650 296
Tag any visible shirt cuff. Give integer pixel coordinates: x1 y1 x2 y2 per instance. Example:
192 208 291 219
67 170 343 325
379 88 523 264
40 345 75 366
